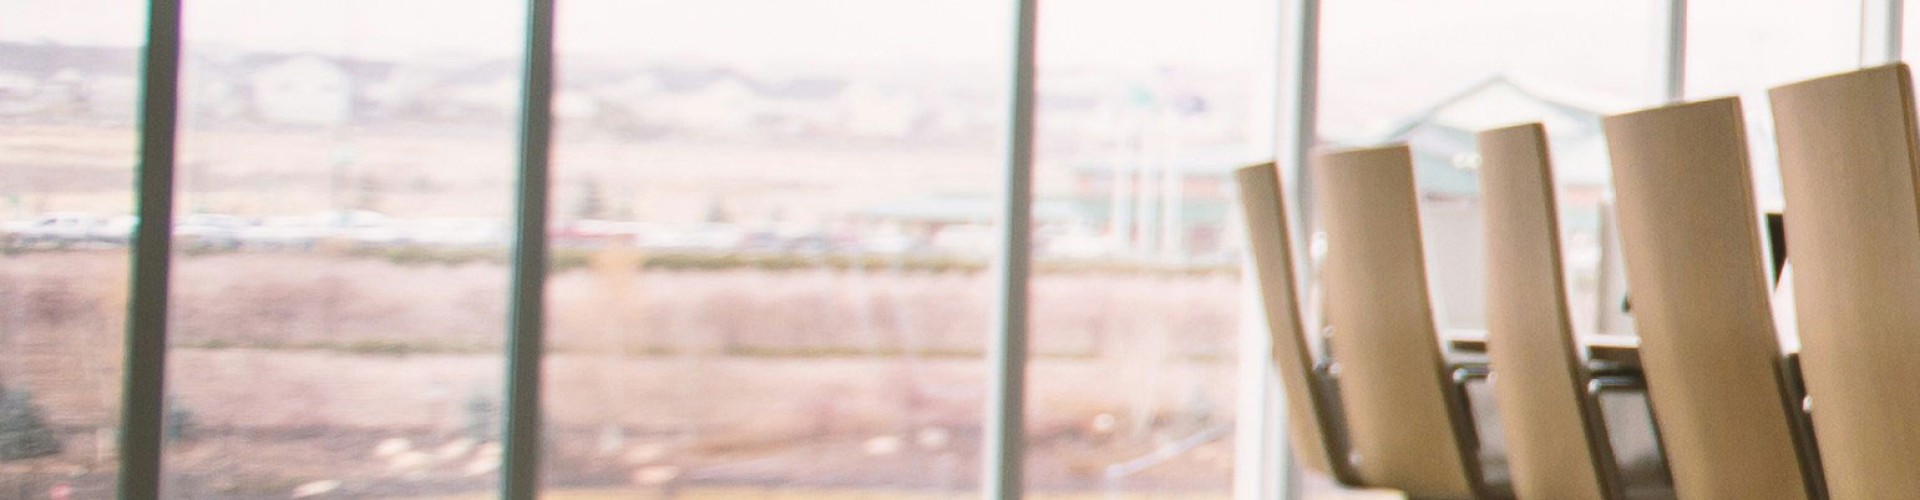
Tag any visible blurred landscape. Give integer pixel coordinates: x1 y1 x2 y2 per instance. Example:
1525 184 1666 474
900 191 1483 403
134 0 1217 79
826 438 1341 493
0 34 1252 498
2 251 1238 499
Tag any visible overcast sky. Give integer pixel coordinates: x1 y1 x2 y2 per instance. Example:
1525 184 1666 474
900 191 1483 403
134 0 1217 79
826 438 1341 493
0 0 1876 136
0 0 1277 68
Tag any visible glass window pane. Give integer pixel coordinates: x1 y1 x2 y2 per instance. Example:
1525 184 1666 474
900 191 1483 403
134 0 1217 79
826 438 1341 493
541 0 1005 496
1316 2 1664 495
0 0 144 497
1320 1 1663 336
161 1 523 497
1024 0 1276 497
1688 0 1862 210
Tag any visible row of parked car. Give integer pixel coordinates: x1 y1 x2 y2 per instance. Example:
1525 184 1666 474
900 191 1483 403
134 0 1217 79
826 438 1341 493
0 211 1003 256
0 211 497 250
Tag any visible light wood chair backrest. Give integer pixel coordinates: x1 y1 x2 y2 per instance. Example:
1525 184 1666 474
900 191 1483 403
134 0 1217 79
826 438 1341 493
1232 162 1346 482
1477 123 1608 500
1769 62 1920 498
1315 145 1477 499
1601 97 1811 499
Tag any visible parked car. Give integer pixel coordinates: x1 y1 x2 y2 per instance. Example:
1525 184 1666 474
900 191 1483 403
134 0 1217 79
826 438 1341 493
2 212 119 248
174 213 250 250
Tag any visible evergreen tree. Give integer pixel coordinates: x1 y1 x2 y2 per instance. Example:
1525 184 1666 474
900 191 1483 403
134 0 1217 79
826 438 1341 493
465 393 497 441
0 386 62 461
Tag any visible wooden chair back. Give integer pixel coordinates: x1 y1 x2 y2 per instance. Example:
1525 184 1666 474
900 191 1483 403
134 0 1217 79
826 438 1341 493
1315 145 1478 498
1478 123 1609 500
1769 62 1920 498
1600 97 1812 499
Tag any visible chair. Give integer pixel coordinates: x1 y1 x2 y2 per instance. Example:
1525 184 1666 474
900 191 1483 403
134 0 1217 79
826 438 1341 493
1769 62 1920 498
1232 162 1355 485
1315 145 1493 499
1600 97 1820 499
1477 123 1672 500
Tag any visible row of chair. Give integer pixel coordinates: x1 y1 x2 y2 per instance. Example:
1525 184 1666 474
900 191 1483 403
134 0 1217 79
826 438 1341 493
1237 62 1920 500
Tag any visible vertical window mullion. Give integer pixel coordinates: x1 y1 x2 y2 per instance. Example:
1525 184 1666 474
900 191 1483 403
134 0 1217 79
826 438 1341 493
1892 0 1906 61
1287 0 1320 261
983 0 1038 498
1864 0 1905 64
1266 2 1320 499
502 0 556 498
117 0 183 497
1664 0 1689 102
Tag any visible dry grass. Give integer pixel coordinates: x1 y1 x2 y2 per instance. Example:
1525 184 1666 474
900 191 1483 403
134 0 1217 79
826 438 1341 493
0 250 1241 497
2 252 1236 359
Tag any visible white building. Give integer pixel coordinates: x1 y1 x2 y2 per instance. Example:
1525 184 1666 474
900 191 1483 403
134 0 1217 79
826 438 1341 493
250 56 352 126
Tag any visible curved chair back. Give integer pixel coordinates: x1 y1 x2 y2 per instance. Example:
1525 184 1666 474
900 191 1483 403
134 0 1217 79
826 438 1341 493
1477 123 1609 500
1769 62 1920 498
1232 162 1349 483
1315 145 1478 499
1601 97 1812 499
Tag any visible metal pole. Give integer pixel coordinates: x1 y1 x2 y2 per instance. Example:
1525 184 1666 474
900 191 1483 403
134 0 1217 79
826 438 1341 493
117 0 182 497
501 0 555 497
984 0 1038 497
1663 0 1688 103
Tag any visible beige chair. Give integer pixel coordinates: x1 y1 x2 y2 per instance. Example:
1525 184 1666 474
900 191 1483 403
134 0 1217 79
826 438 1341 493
1769 62 1920 499
1316 145 1492 499
1478 123 1651 500
1601 97 1820 499
1233 162 1355 485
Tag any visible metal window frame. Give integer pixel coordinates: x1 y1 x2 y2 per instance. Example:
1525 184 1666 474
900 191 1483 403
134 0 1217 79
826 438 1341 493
1665 0 1689 103
110 0 1721 498
117 0 183 497
1893 0 1908 61
982 0 1039 498
1864 0 1906 64
501 0 557 498
1254 0 1322 499
112 0 562 498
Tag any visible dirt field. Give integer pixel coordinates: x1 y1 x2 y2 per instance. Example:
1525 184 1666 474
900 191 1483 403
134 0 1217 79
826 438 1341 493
0 123 1013 226
0 251 1240 499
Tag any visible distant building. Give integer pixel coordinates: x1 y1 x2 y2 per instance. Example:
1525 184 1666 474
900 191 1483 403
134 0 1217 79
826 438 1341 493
409 58 522 122
1346 74 1618 330
858 148 1256 262
1362 74 1616 204
581 66 850 138
0 42 140 120
249 56 353 126
1067 148 1255 261
842 82 925 139
190 53 393 125
855 74 1618 276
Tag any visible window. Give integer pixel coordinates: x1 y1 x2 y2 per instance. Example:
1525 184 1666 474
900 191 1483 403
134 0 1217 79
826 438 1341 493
1024 0 1275 497
0 0 1281 496
541 0 1004 496
1319 0 1664 334
1687 0 1863 209
22 0 1875 499
0 1 143 497
158 1 525 497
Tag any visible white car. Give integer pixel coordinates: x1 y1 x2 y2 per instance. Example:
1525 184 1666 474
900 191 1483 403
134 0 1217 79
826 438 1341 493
3 212 113 247
174 213 250 249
